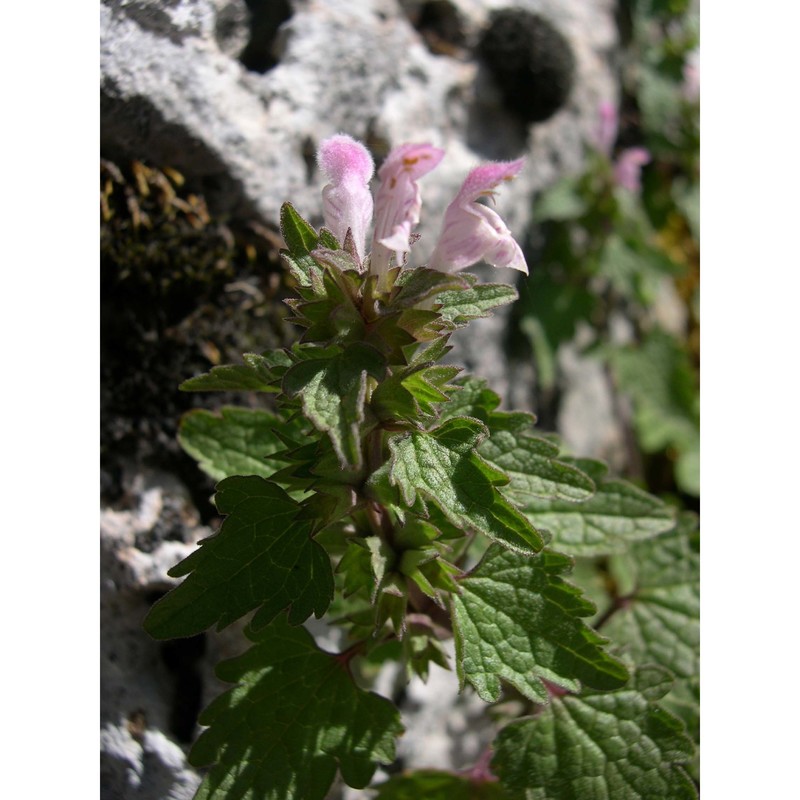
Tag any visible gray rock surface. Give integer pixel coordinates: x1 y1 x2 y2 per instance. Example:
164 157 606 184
101 468 205 798
557 327 628 473
100 0 617 254
394 641 495 772
101 723 201 800
101 1 626 797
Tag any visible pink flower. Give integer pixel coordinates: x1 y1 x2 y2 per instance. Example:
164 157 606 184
317 134 375 261
314 136 528 277
370 143 445 275
614 147 651 193
594 101 618 156
428 160 528 274
683 50 700 103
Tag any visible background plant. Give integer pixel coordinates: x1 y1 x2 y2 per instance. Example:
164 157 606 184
514 0 699 500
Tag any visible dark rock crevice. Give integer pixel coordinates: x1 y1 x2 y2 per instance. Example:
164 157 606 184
238 0 293 73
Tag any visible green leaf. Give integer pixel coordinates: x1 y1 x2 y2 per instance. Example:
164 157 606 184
603 513 699 682
389 418 544 554
318 227 341 251
178 407 307 482
405 333 453 367
675 449 699 499
606 330 700 495
598 234 654 302
280 202 322 286
535 177 587 221
287 263 366 344
395 308 448 341
372 364 461 424
517 274 595 392
520 459 675 557
442 376 595 503
280 201 318 256
435 275 518 326
452 545 628 703
480 430 595 503
180 352 285 393
392 267 470 308
492 667 697 800
660 678 699 779
144 476 333 639
638 63 683 139
375 770 516 800
283 342 387 470
191 616 403 800
441 375 510 422
673 179 700 241
337 537 388 601
403 365 462 415
598 226 683 307
270 435 364 500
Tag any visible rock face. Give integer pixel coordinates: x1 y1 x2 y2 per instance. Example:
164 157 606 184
101 467 206 799
101 1 622 797
101 0 618 238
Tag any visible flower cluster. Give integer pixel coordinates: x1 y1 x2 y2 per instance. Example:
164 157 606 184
316 134 528 278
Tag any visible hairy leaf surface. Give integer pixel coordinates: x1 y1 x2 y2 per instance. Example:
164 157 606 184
435 276 518 326
521 460 675 556
480 430 595 503
603 513 700 681
392 267 470 308
180 352 284 393
144 476 333 638
492 667 697 800
283 342 386 469
452 545 628 703
606 330 700 495
280 201 325 286
372 364 461 424
192 617 403 800
443 376 595 502
178 406 307 481
389 418 544 554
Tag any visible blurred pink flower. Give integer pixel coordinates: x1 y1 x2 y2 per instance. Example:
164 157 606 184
683 50 700 103
614 147 651 193
371 142 445 275
595 101 619 156
428 160 528 274
317 134 375 261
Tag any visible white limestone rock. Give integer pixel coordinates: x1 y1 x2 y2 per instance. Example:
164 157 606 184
101 468 213 799
101 0 618 238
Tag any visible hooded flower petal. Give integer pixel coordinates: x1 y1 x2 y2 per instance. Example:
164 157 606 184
614 147 651 193
428 159 528 274
370 143 445 275
317 134 375 261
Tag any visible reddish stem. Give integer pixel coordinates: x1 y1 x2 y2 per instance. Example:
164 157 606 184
333 639 367 670
461 745 498 784
593 593 634 631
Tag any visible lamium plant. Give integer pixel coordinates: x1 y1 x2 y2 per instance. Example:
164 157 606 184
145 135 699 799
